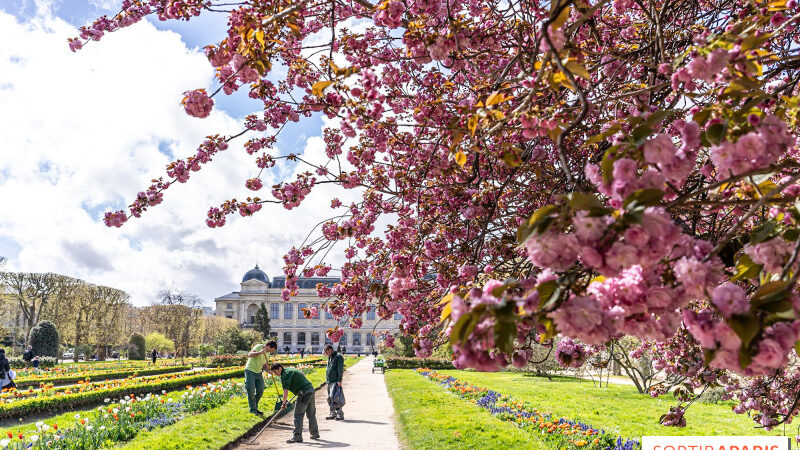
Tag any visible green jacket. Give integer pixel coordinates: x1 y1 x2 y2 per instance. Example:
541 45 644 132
326 351 344 383
280 367 313 395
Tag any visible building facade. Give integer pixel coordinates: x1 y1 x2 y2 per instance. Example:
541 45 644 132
214 266 399 354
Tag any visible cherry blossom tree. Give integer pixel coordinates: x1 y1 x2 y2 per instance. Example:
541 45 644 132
73 0 800 427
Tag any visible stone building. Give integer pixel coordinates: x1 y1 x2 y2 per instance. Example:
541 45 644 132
214 265 400 354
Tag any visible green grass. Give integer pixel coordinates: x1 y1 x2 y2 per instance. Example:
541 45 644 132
385 370 546 450
437 370 782 439
115 357 363 449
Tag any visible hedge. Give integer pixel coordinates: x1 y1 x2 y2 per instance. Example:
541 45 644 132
207 354 326 368
0 368 241 420
14 365 192 389
8 357 57 369
384 356 455 369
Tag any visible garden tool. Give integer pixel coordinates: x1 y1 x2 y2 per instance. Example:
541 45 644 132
245 392 297 445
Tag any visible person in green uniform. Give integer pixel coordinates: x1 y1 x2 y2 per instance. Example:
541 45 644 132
271 363 320 443
245 340 277 415
324 344 345 420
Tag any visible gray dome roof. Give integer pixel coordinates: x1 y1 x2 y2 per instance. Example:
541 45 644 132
242 265 270 284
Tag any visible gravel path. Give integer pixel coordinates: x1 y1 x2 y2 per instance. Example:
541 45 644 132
239 357 401 449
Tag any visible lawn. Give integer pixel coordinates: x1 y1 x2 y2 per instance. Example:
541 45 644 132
437 370 781 439
116 356 363 449
385 369 547 450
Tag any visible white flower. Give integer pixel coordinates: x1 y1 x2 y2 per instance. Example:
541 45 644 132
1 438 10 447
86 426 93 431
167 398 174 403
104 414 109 419
35 421 43 429
41 424 49 432
113 408 119 414
30 435 39 443
104 398 110 403
74 413 80 420
99 426 106 430
125 407 131 412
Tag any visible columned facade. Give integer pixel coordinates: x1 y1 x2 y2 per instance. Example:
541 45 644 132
214 266 400 354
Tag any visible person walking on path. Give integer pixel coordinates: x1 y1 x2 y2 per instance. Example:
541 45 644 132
151 348 158 365
0 349 14 391
324 344 344 420
245 340 277 415
271 363 319 444
22 346 33 369
299 348 305 359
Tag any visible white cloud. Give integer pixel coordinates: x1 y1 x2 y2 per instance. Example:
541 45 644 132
0 6 358 305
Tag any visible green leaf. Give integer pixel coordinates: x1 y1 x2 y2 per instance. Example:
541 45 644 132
494 320 517 355
750 221 777 244
623 189 665 210
601 146 621 185
516 205 557 244
738 345 752 370
751 280 791 308
728 314 760 347
631 125 653 145
692 108 712 126
587 124 622 144
706 122 727 146
731 253 762 282
784 229 800 242
567 192 605 211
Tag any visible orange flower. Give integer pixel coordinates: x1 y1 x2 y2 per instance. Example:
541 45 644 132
80 419 86 425
6 432 11 438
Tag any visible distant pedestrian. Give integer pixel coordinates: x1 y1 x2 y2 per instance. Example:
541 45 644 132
342 346 347 355
300 348 305 359
324 344 344 420
22 346 33 369
245 340 277 415
271 363 319 443
151 348 158 365
32 356 40 369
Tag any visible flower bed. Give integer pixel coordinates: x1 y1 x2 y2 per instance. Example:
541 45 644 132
0 378 247 449
416 369 640 450
0 368 242 420
14 365 192 388
385 356 455 369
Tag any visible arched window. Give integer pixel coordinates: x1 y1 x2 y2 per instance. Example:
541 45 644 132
340 333 348 346
366 305 376 320
247 304 259 324
297 332 306 346
284 303 293 319
270 303 280 318
283 332 292 346
352 333 361 346
311 332 320 346
393 312 401 320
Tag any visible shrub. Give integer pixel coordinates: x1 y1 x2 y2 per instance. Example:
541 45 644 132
385 356 455 369
28 321 59 357
697 387 727 404
14 365 191 389
129 333 146 360
207 354 247 368
9 356 57 369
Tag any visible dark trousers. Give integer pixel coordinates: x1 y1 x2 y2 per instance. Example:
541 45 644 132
244 370 265 413
293 389 319 439
327 383 343 418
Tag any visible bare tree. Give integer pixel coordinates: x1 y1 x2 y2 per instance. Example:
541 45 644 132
154 290 202 361
1 273 78 341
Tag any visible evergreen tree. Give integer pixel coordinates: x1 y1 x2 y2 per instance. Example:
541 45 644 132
128 333 146 360
253 303 271 340
28 321 59 357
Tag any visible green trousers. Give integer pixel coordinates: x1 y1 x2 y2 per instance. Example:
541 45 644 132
244 370 265 413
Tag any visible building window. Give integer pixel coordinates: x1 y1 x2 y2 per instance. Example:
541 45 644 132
326 308 333 319
393 312 401 320
283 332 292 346
298 303 308 319
227 303 233 309
225 313 233 319
325 334 332 345
340 333 347 346
297 332 306 346
311 332 320 346
270 303 280 318
284 303 293 319
352 333 361 346
366 333 375 346
312 303 320 319
269 332 278 339
367 305 376 320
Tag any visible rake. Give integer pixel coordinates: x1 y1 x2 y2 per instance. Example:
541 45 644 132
244 372 296 446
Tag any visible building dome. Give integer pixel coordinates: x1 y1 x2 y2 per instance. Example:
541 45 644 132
242 265 270 284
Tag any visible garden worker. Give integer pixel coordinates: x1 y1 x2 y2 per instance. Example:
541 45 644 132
271 363 319 443
32 356 39 369
22 346 33 369
245 340 277 415
324 344 345 420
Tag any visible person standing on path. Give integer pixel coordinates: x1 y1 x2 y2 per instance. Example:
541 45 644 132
245 340 277 415
324 344 344 420
22 346 33 369
271 363 319 444
151 348 158 365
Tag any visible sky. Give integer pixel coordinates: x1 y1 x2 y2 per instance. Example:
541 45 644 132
0 0 354 307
